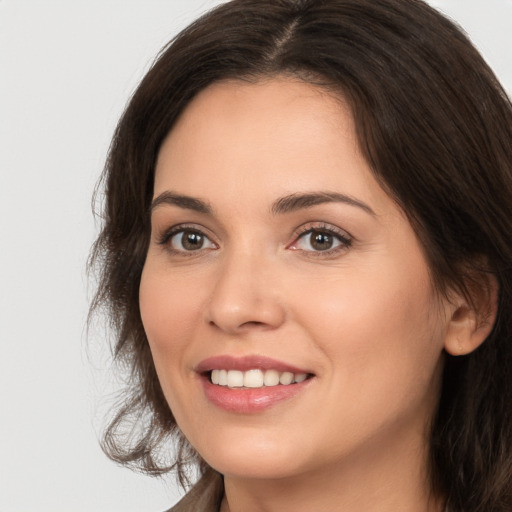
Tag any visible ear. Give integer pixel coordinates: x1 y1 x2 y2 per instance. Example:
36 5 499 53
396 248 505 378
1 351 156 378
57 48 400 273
443 273 499 356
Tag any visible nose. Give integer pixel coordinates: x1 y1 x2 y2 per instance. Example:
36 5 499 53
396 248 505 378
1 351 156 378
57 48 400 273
205 251 286 334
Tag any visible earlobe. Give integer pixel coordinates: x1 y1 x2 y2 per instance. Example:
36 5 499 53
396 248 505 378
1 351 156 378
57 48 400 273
443 274 498 356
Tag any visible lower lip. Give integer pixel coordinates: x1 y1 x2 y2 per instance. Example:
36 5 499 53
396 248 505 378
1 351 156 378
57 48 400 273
200 375 313 413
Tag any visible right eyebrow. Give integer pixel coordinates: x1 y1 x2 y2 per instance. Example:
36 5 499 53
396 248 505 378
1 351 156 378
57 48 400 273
150 191 212 215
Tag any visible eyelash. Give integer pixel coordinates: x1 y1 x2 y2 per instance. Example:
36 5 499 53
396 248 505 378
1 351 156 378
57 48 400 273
157 222 353 257
288 222 353 257
158 224 217 256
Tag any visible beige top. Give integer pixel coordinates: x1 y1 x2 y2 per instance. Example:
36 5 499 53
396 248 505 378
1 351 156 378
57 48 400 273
168 470 224 512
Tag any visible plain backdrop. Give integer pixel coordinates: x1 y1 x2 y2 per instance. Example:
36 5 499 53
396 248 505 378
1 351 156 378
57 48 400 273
0 1 510 511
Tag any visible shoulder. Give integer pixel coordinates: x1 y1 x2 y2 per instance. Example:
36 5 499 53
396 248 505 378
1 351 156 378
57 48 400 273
166 469 224 512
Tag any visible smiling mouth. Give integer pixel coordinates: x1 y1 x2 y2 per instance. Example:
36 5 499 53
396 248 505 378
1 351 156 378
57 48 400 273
208 369 313 389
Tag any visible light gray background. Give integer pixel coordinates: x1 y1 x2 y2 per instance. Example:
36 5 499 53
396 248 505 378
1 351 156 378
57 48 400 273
0 1 510 511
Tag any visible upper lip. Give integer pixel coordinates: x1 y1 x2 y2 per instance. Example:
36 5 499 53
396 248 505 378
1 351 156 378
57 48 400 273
195 355 312 375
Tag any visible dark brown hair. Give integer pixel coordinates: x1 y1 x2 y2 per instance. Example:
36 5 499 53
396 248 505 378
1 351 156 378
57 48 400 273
90 0 512 509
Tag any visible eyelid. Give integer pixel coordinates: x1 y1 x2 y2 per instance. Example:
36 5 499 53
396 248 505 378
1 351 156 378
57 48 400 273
291 222 352 241
157 223 218 251
287 222 353 254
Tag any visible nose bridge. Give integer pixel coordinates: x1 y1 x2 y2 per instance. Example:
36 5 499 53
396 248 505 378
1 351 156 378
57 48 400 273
206 244 285 333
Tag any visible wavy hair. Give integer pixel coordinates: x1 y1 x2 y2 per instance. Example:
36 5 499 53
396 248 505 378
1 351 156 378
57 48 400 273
89 0 512 508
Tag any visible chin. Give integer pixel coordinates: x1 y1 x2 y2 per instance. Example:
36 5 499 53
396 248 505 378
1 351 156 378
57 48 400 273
208 453 301 481
192 428 307 480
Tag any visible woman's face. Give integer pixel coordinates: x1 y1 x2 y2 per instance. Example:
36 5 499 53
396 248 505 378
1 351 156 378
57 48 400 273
140 78 454 481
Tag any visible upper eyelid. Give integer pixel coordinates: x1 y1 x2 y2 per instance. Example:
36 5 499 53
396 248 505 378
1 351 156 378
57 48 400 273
158 222 212 234
292 222 353 240
157 223 216 244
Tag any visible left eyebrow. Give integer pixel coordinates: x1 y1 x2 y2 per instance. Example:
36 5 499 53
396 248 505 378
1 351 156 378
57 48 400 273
271 192 376 216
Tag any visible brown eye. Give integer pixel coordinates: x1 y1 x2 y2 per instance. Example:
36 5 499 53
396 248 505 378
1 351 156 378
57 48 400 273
310 231 334 251
170 230 215 251
183 231 204 250
290 227 351 254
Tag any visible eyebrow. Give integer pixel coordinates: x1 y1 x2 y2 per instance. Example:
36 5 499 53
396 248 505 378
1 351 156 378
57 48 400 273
150 190 375 216
151 191 213 214
271 192 376 216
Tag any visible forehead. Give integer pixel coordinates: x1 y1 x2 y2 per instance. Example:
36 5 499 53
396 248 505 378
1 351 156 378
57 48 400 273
154 77 391 216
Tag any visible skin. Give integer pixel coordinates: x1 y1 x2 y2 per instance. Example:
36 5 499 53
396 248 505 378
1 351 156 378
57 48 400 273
139 77 482 512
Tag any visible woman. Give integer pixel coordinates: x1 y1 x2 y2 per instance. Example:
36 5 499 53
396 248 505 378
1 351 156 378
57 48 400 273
90 0 512 510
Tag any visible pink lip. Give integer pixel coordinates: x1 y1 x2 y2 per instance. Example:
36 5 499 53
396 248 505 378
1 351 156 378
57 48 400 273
195 355 315 414
195 355 311 374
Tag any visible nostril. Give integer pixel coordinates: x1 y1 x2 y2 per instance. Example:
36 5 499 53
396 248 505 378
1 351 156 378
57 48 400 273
208 319 269 330
241 321 266 327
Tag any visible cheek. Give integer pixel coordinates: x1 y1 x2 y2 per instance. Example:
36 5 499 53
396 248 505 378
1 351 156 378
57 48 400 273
139 263 213 437
296 263 438 345
139 264 203 384
293 256 445 410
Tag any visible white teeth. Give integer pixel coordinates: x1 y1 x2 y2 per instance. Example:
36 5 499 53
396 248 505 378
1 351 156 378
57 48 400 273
279 372 294 385
218 369 228 386
244 369 264 388
210 368 309 388
263 369 280 386
227 370 244 388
